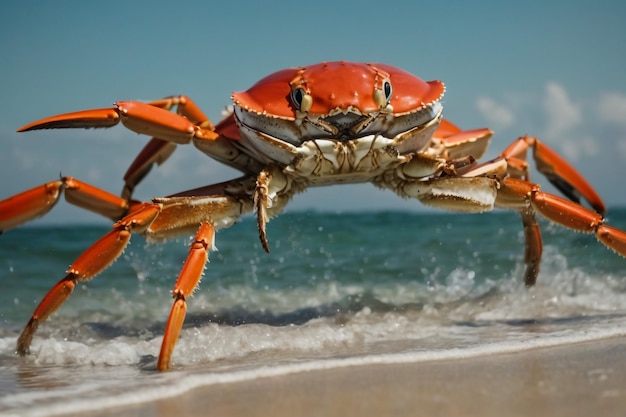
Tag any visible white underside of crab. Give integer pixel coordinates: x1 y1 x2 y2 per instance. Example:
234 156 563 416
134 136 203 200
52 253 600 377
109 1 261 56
227 100 500 217
233 101 444 180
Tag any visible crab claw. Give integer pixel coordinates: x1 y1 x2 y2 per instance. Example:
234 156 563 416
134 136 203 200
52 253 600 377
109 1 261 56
17 108 121 131
17 101 218 145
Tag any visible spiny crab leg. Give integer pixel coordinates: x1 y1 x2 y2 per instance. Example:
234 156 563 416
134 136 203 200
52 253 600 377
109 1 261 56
0 177 133 232
159 222 215 371
498 177 626 285
501 136 606 214
14 186 254 370
16 202 161 355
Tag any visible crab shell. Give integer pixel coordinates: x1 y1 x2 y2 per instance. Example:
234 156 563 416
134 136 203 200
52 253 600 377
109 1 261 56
231 61 445 149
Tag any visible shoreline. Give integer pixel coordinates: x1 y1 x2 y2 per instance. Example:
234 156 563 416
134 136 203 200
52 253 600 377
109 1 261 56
69 335 626 417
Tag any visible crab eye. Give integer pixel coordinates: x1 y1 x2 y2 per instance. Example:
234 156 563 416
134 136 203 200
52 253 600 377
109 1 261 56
374 79 393 108
291 88 305 108
290 87 312 112
383 80 392 103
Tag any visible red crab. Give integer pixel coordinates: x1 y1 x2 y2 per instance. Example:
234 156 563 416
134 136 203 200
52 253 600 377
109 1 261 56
1 61 625 370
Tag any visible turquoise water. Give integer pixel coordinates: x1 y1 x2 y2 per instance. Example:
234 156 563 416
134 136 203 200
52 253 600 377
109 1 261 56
1 210 626 416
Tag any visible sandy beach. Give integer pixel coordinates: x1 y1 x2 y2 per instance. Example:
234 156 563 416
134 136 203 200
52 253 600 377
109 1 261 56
69 336 626 417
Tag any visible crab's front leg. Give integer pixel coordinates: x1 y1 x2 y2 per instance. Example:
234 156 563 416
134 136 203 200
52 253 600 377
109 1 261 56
15 179 258 370
159 222 214 371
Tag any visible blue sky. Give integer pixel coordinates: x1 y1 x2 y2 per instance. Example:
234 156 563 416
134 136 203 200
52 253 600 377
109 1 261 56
1 1 626 225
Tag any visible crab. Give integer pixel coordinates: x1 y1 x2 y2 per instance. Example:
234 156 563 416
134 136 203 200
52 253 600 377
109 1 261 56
1 61 626 371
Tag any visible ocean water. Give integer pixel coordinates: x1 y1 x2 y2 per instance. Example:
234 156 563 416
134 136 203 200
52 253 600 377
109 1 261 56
1 210 626 416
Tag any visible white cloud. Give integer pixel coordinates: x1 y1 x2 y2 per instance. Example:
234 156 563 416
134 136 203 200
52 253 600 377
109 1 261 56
474 84 626 165
559 136 599 162
618 138 626 159
598 92 626 127
475 96 514 129
542 82 582 140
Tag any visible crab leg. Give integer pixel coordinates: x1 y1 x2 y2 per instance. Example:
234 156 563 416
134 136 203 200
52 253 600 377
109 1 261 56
498 177 626 259
158 222 215 371
14 178 256 368
496 136 609 284
16 202 161 354
501 136 605 214
0 177 132 232
519 208 542 286
122 138 177 200
456 157 546 285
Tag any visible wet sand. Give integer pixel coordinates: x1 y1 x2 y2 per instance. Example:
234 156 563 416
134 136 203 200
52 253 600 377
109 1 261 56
77 337 626 417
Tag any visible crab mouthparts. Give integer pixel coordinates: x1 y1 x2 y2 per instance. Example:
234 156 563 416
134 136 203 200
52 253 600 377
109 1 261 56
317 111 373 139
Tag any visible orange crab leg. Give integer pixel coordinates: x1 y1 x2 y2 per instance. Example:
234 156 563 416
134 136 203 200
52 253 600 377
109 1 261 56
14 187 250 369
500 178 626 256
122 138 177 200
16 202 161 355
0 180 63 232
62 177 131 219
158 221 215 371
520 209 542 286
0 177 130 232
501 136 605 214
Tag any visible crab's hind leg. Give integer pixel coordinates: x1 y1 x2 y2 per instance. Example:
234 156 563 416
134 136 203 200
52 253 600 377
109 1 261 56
518 207 542 286
0 177 134 232
498 178 626 274
498 135 612 285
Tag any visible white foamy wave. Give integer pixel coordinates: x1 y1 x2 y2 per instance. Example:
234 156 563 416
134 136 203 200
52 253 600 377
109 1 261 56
3 244 626 371
2 317 625 417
